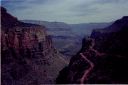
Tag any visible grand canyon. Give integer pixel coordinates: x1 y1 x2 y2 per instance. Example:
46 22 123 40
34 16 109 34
1 0 128 84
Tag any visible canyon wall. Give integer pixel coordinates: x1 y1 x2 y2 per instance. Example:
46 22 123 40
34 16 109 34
57 16 128 84
1 7 67 85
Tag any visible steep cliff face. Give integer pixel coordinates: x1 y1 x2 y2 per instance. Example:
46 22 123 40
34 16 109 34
91 16 128 55
1 7 67 85
57 16 128 84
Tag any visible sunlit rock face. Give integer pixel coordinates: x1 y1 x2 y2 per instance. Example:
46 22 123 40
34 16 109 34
1 7 67 85
56 16 128 84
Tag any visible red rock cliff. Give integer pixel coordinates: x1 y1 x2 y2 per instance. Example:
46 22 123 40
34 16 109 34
1 7 67 85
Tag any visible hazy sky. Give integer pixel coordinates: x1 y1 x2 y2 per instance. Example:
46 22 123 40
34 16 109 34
2 0 128 24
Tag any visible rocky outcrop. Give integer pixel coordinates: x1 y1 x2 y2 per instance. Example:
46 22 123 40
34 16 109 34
56 16 128 84
1 7 67 85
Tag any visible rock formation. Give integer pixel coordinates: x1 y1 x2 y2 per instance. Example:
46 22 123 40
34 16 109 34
1 7 67 85
56 16 128 84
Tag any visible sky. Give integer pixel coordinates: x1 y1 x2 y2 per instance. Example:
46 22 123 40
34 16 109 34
1 0 128 24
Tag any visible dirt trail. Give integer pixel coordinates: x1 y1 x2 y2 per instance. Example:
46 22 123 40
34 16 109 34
80 38 105 84
90 39 106 56
80 53 94 84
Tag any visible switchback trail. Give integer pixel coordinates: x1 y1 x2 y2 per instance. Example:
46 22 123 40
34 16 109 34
80 53 94 84
80 38 106 84
90 39 106 56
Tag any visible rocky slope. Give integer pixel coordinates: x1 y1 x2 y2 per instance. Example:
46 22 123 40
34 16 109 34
1 7 68 85
91 16 128 54
56 16 128 84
